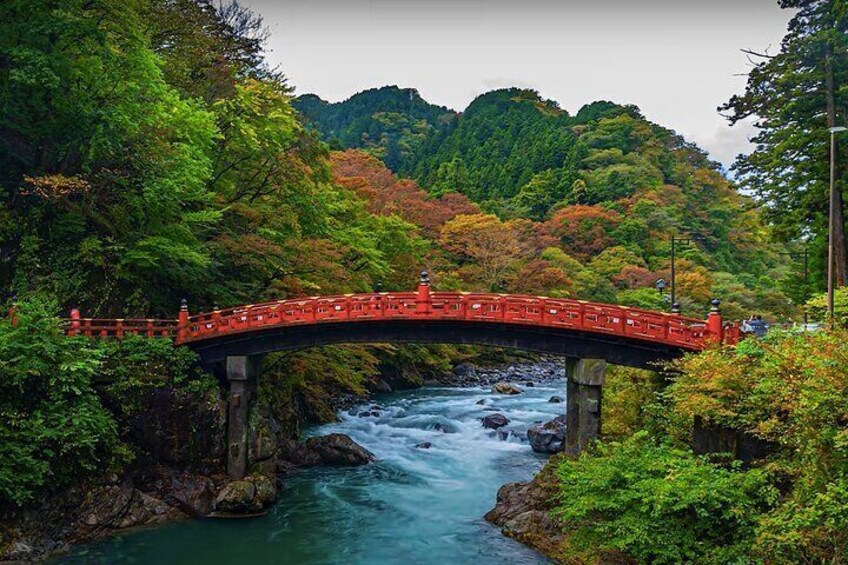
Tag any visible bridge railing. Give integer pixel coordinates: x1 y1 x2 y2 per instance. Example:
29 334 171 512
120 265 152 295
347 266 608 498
176 291 717 350
49 276 733 350
61 317 177 338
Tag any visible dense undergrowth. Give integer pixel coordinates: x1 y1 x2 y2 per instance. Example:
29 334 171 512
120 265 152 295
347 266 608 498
0 298 211 506
552 330 848 564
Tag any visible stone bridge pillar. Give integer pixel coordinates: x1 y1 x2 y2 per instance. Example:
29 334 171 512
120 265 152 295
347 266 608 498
565 357 606 455
226 355 263 478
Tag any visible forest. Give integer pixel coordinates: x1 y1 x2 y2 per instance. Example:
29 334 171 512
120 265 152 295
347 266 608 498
2 0 848 563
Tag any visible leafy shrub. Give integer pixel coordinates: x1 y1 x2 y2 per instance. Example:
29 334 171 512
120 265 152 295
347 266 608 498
0 298 124 505
757 479 848 564
670 330 848 563
601 366 663 439
807 287 848 327
553 432 777 565
99 334 210 397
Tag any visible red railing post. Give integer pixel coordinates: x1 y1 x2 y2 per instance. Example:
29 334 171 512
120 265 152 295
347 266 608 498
211 303 221 334
417 270 431 316
69 308 81 336
706 298 723 344
176 299 189 344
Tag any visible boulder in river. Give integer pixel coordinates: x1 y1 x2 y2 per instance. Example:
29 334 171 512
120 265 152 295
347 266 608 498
476 398 488 405
415 442 433 449
492 382 522 395
485 465 564 558
213 474 276 514
524 381 535 387
278 434 375 467
527 415 567 453
453 362 478 381
548 396 564 403
303 434 376 466
434 422 458 433
481 413 510 429
369 378 392 393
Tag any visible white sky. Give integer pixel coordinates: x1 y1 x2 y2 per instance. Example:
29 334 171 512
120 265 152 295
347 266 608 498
246 0 793 168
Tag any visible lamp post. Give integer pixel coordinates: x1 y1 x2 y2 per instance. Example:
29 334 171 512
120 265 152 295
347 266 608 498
828 126 847 327
779 249 810 326
669 234 704 312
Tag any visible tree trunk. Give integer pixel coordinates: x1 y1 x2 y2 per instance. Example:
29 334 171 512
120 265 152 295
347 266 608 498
825 43 848 286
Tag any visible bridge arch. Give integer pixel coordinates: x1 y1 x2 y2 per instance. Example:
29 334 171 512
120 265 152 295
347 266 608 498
188 318 688 371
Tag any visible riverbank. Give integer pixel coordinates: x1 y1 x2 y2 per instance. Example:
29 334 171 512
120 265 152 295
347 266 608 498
56 369 566 563
1 357 566 562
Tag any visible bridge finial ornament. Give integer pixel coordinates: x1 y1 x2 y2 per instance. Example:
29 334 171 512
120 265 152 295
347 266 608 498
180 298 188 312
671 302 681 314
710 298 721 313
420 270 431 286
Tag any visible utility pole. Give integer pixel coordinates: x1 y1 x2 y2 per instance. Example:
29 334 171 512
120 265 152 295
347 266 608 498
828 126 847 326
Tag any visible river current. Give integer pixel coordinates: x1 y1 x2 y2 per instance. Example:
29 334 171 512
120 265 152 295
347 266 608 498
60 373 564 564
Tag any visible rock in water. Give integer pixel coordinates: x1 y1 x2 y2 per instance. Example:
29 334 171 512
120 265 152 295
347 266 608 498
527 415 567 453
415 442 433 449
481 413 510 429
370 378 392 393
485 467 564 559
492 382 522 395
303 433 376 466
548 396 564 403
214 474 276 514
453 362 478 381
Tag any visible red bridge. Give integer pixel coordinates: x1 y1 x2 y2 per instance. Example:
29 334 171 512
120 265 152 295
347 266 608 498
55 272 740 477
63 273 738 369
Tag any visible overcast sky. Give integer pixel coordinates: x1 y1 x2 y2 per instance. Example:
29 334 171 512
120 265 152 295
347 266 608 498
246 0 792 168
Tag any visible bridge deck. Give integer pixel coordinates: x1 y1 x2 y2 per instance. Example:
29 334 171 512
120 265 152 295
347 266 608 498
61 290 739 352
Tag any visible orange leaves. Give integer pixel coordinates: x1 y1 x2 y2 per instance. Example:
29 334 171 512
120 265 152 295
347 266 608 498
439 214 528 291
330 150 479 238
613 265 655 290
676 269 715 304
541 205 620 261
508 259 572 296
21 174 91 201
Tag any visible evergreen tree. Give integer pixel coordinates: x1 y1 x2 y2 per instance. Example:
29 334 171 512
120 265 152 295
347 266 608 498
721 0 848 289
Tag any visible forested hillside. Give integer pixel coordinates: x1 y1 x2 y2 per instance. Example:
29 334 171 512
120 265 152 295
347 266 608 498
300 89 795 320
294 87 456 171
0 0 432 317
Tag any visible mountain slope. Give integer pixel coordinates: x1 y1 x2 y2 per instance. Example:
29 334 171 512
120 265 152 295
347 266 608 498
293 86 456 171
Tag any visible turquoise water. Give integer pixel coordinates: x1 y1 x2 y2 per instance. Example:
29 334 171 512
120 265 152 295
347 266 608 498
60 379 564 564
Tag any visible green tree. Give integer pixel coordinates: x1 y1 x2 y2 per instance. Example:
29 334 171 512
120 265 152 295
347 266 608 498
554 432 776 565
0 298 122 505
721 0 848 289
0 0 219 313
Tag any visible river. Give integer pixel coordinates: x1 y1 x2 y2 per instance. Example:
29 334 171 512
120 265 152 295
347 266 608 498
59 374 565 564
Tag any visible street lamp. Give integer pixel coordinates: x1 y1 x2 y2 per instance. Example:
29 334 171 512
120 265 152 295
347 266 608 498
828 126 847 326
654 278 667 296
